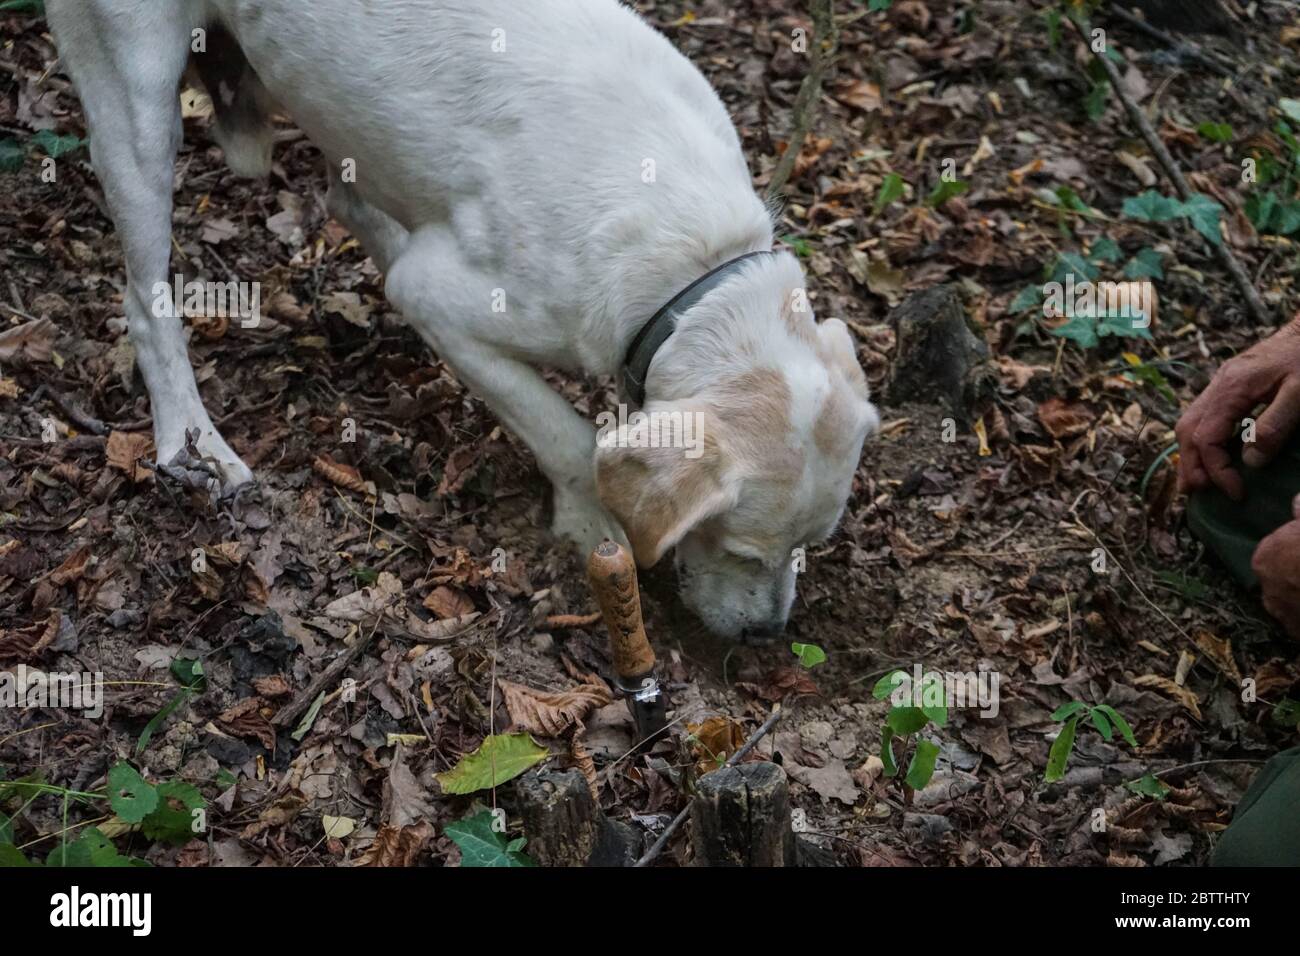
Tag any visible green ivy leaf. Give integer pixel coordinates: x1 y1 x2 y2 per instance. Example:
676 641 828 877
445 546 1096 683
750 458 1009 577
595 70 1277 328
1122 189 1185 223
29 130 85 159
1049 314 1100 349
107 764 158 824
905 738 941 791
1125 774 1171 800
1049 250 1099 284
435 733 549 795
46 827 144 868
0 138 23 173
790 642 827 669
1181 192 1224 246
444 811 535 867
1122 246 1164 280
1088 237 1122 263
1279 98 1300 124
1045 715 1079 783
1008 285 1043 313
1271 697 1300 728
0 843 34 867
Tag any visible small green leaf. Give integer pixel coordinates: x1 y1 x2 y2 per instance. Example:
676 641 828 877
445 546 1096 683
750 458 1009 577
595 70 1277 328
905 738 941 791
1181 192 1224 246
886 705 930 736
136 688 192 755
444 811 535 867
1045 715 1078 783
1279 98 1300 124
1008 285 1043 313
1051 701 1087 722
873 172 905 214
435 733 549 795
1196 121 1233 144
1122 189 1185 223
1125 774 1171 800
1271 697 1300 728
1049 314 1100 349
1089 706 1113 740
926 178 968 208
141 781 205 845
29 129 85 159
107 764 158 824
1049 250 1099 284
1092 705 1137 747
0 138 23 173
1088 237 1122 263
790 642 826 669
880 727 898 777
0 843 34 867
1122 246 1164 280
872 670 909 701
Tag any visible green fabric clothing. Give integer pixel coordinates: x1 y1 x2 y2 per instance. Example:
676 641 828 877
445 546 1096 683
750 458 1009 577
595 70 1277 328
1210 746 1300 866
1185 435 1300 589
1187 432 1300 865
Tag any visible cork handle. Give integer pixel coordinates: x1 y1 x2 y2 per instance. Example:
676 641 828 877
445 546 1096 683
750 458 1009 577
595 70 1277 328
587 540 656 679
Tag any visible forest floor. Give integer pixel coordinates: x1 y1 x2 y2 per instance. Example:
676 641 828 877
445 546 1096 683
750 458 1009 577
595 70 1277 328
2 0 1299 867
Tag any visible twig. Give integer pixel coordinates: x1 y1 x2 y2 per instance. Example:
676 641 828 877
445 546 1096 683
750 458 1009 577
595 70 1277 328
633 704 784 868
1107 5 1235 78
272 622 378 728
1069 16 1270 325
766 0 838 201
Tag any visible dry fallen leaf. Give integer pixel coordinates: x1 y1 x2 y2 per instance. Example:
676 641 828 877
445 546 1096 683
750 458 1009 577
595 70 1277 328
423 585 475 620
500 676 612 739
354 822 433 867
105 430 155 484
1134 675 1202 720
312 454 375 495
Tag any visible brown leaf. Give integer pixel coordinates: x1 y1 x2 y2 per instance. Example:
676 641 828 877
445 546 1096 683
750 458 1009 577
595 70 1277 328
687 715 746 774
355 822 433 867
1036 397 1095 440
1192 629 1241 684
105 430 155 484
0 317 56 363
0 611 61 664
384 745 434 828
500 676 612 738
217 697 278 752
422 585 474 620
1134 675 1202 720
312 454 374 495
239 791 307 839
252 675 293 698
436 443 483 497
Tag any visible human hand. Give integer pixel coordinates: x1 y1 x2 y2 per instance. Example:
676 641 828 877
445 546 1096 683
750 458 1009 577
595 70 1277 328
1251 494 1300 639
1176 317 1300 501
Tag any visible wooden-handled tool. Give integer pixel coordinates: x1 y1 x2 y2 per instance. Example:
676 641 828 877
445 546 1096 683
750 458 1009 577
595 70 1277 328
587 539 668 748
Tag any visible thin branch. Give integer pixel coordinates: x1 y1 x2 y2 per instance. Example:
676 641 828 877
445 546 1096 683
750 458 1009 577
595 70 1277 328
1070 16 1270 325
766 0 838 201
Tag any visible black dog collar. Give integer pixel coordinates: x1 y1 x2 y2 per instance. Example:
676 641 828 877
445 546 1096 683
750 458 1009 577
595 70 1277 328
622 249 776 407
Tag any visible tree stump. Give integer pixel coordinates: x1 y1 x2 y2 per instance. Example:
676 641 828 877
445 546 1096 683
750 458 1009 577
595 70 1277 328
887 284 996 426
690 761 796 867
515 769 641 867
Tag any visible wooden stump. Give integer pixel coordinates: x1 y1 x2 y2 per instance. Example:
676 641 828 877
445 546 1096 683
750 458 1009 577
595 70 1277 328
515 769 641 867
887 284 996 426
690 762 796 867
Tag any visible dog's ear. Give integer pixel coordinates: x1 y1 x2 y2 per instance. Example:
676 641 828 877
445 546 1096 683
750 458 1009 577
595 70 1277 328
594 415 737 568
816 318 870 399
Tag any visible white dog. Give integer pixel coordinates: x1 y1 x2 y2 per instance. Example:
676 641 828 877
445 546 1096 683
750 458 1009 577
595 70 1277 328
46 0 878 640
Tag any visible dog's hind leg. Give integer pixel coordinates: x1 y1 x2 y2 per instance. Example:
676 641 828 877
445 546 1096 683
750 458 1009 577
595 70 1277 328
325 166 409 275
46 0 252 489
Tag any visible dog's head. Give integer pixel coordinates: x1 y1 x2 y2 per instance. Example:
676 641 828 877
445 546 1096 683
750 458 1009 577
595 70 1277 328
595 253 878 641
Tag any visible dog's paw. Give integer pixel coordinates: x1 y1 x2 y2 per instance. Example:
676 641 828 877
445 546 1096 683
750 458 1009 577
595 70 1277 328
551 489 628 555
158 431 254 495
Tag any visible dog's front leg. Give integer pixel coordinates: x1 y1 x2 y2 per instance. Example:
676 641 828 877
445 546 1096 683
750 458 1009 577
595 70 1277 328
386 231 626 553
